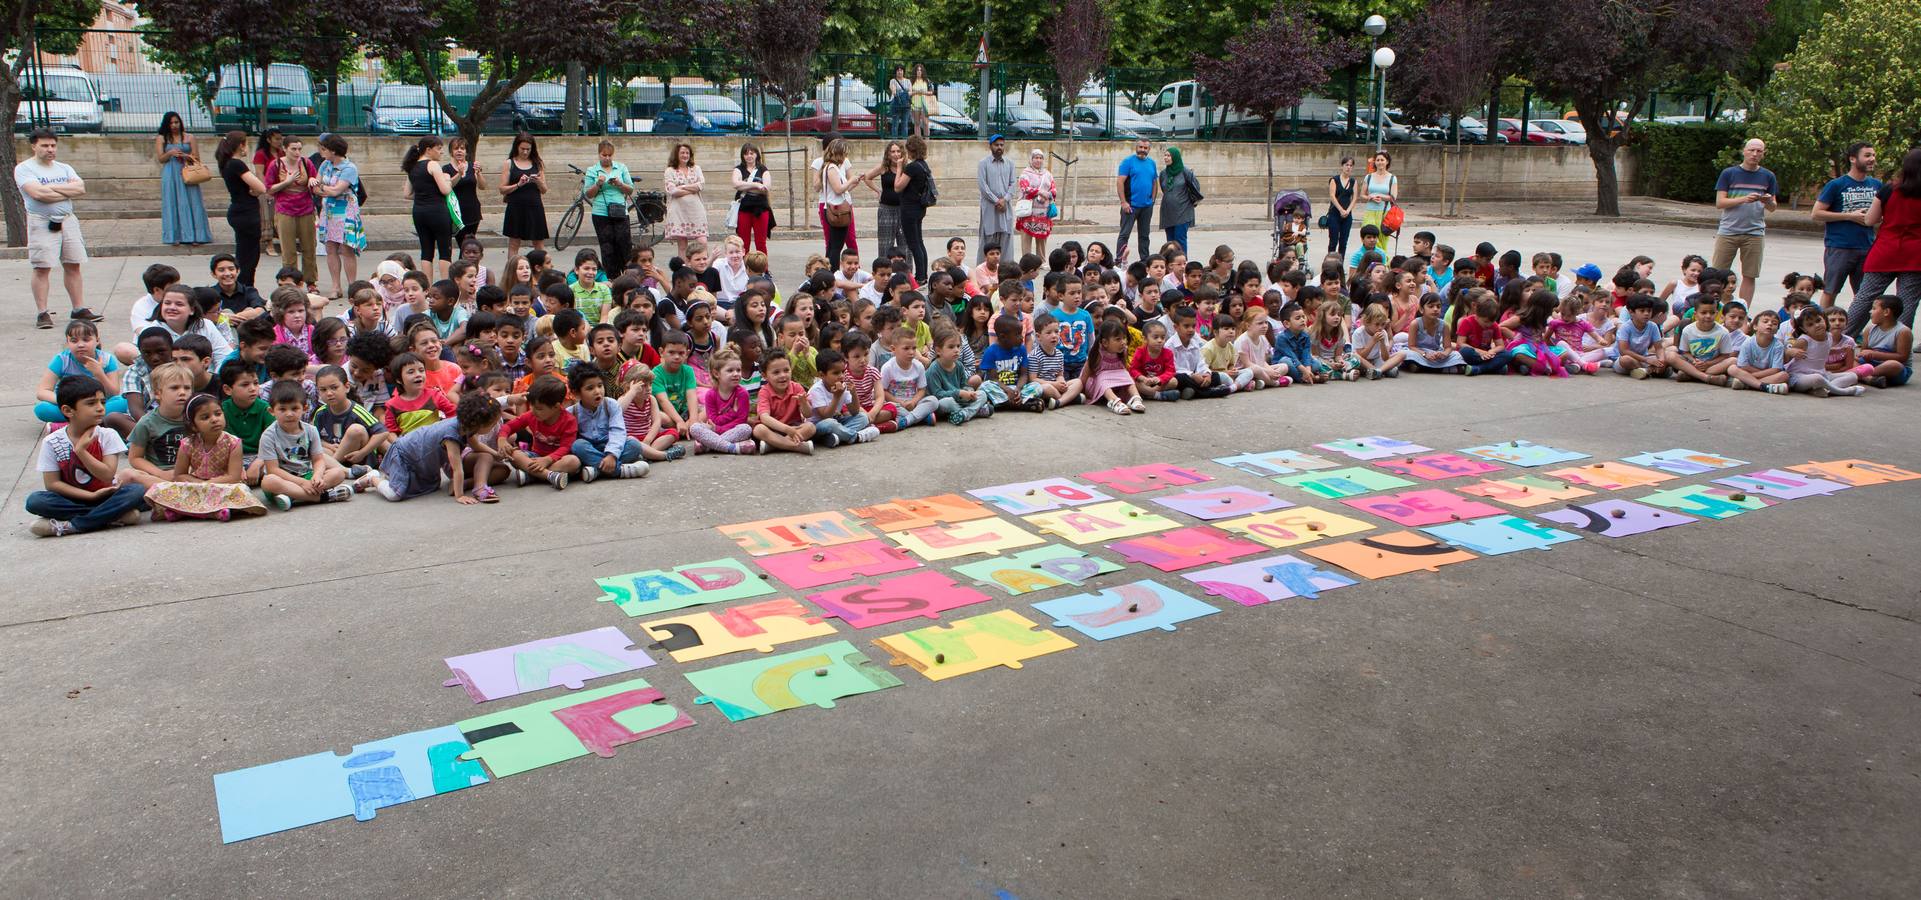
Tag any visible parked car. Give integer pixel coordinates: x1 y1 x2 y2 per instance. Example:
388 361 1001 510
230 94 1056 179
1070 103 1164 140
1326 108 1423 143
14 65 106 133
1413 115 1507 144
925 99 977 137
765 100 878 135
652 93 756 135
1002 106 1101 139
364 84 454 135
484 82 600 134
212 63 317 132
1529 119 1587 145
1496 118 1561 144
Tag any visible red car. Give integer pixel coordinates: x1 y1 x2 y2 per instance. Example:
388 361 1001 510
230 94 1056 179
764 100 879 135
1496 118 1565 145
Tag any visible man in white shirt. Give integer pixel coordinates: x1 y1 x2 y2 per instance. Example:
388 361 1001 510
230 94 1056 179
14 129 95 328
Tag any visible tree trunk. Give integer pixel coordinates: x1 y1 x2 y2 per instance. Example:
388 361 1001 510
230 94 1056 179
831 74 842 133
256 60 270 133
784 117 796 231
0 75 24 246
1587 134 1620 216
563 61 583 134
1264 116 1275 201
1066 130 1075 222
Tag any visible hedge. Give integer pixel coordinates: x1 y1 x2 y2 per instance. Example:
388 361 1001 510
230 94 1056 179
1633 122 1750 203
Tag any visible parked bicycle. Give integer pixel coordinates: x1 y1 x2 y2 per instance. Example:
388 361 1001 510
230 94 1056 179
555 163 667 252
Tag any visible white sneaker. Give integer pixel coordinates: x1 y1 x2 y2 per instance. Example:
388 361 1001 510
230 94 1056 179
352 470 383 492
619 461 650 478
324 484 354 502
547 471 569 490
513 468 528 487
799 440 815 455
855 426 881 443
580 465 599 483
29 518 74 537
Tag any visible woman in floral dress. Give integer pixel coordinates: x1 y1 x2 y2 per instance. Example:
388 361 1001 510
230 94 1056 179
663 142 708 260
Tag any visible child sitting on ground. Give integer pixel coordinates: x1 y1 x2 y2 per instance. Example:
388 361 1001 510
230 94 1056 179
144 392 267 521
1354 304 1406 379
500 375 586 488
313 364 392 472
1026 312 1083 409
1858 295 1913 388
369 392 504 504
808 349 881 446
27 375 150 537
1269 302 1318 384
616 360 686 462
1404 294 1465 374
689 350 757 455
1131 319 1181 401
1234 307 1289 389
879 328 942 426
1668 295 1736 386
35 320 133 435
979 315 1044 412
569 363 650 478
257 381 359 509
1084 320 1144 414
1784 306 1866 396
927 328 993 426
1729 308 1790 393
1612 295 1668 379
384 352 457 436
751 352 817 453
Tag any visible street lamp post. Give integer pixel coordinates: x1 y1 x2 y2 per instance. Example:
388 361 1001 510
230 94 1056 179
1362 15 1387 153
1373 46 1396 155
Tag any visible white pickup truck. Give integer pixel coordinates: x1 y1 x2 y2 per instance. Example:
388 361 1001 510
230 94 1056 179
1142 80 1342 139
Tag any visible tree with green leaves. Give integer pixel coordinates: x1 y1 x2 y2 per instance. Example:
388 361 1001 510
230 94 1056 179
141 0 388 132
1 0 98 246
727 0 823 228
1390 0 1501 215
1048 0 1109 219
1749 0 1921 196
1195 0 1354 198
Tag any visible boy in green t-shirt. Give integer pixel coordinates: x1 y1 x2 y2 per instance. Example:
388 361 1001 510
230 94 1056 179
652 331 697 434
219 360 274 484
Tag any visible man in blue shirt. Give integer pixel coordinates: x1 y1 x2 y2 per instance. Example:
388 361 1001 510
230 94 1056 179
584 141 635 278
1711 138 1779 303
1115 139 1157 264
1811 142 1880 310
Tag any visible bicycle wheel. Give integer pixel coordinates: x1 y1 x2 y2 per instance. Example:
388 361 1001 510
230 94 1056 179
555 200 586 251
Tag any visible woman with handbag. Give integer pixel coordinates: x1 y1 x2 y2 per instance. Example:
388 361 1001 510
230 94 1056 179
663 141 708 261
1158 146 1199 254
1326 155 1356 262
402 136 456 280
445 137 485 243
313 134 365 298
1361 151 1398 233
732 143 774 254
816 138 856 264
887 65 913 139
1016 148 1057 258
214 131 267 287
155 111 211 246
856 141 907 256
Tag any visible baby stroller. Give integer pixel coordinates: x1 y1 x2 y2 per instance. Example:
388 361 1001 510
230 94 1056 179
1271 190 1313 260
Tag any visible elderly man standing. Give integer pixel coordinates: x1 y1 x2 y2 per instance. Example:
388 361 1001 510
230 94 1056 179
1711 138 1779 303
977 134 1015 263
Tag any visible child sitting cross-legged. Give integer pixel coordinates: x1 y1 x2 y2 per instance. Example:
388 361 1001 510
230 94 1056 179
313 365 393 474
219 360 275 485
1729 308 1791 393
1025 312 1083 409
27 375 151 537
927 327 993 426
1667 294 1735 386
500 375 585 489
257 381 364 510
751 351 817 454
1083 320 1144 414
616 360 686 462
688 349 757 455
808 349 881 447
143 392 268 522
569 363 650 478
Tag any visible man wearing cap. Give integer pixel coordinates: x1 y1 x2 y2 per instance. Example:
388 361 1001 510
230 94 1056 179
1115 138 1157 263
977 135 1015 263
1711 138 1779 303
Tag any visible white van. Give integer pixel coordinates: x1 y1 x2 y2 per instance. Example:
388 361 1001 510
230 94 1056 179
16 66 104 133
1144 79 1341 139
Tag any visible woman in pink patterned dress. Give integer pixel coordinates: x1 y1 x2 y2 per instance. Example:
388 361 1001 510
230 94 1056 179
663 142 708 261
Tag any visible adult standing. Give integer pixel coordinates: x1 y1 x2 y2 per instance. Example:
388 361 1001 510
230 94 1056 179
887 65 913 139
663 142 708 261
1114 138 1157 264
732 143 773 254
1711 138 1779 303
1158 146 1199 254
1016 148 1057 258
1360 151 1397 233
910 64 934 141
857 141 907 254
585 140 635 273
155 111 210 246
402 136 455 280
977 135 1015 262
500 132 549 259
251 128 283 257
899 135 935 281
1326 155 1356 262
1848 146 1921 335
445 137 484 243
816 138 856 263
314 134 364 298
16 129 95 329
265 135 319 290
1812 142 1881 309
214 131 266 288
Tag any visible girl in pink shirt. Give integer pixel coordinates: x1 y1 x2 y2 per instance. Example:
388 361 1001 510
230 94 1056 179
690 350 754 454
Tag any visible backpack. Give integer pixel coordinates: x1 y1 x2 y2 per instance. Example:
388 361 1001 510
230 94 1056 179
919 164 939 207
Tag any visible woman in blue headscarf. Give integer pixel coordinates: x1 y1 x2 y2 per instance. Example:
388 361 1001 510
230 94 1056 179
1159 146 1200 254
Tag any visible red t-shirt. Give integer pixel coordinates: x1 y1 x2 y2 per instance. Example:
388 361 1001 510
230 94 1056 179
1456 316 1505 352
500 409 579 459
756 380 808 426
1130 346 1175 380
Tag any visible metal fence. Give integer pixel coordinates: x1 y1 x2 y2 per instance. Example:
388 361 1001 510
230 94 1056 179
16 29 1735 144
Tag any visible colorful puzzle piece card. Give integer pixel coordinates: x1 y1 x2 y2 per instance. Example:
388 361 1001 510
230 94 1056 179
1211 449 1341 476
848 493 996 532
967 477 1112 515
1373 452 1506 481
807 570 996 629
594 557 776 618
214 725 488 843
1032 580 1220 641
443 627 655 703
1341 489 1505 527
1636 484 1778 519
887 517 1045 561
1106 525 1269 572
1079 462 1213 494
1315 436 1434 461
455 678 693 778
1546 462 1676 491
875 610 1076 681
1151 485 1293 520
1302 532 1479 579
1459 440 1590 467
1538 500 1697 537
716 511 876 556
1217 506 1375 548
1179 554 1359 606
1458 474 1594 509
639 598 837 663
1274 466 1416 499
1420 515 1580 556
1787 459 1921 486
1621 449 1747 475
688 641 901 723
951 544 1125 595
1713 469 1852 500
755 539 920 591
1024 501 1181 544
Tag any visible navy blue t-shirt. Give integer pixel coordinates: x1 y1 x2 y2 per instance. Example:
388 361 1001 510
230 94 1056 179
1816 174 1882 250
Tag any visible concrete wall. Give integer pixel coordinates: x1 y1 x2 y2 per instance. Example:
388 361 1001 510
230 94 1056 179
21 134 1634 221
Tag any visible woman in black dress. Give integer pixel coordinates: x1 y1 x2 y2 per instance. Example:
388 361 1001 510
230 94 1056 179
499 132 549 258
897 136 934 281
214 130 267 287
402 136 455 279
446 136 485 243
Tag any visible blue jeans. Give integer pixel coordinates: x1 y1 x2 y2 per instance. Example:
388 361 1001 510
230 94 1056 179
812 413 869 446
1326 213 1352 262
1164 224 1189 254
571 437 641 469
26 482 148 532
1460 346 1514 375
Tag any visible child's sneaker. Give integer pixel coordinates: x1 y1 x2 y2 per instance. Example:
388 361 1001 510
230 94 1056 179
733 441 755 454
948 407 969 426
1809 381 1830 397
29 518 75 537
1730 378 1748 390
1045 396 1060 410
1156 390 1178 402
1582 361 1600 375
216 508 233 522
263 491 292 511
1463 366 1477 377
324 484 353 502
756 440 770 455
855 425 881 443
1276 375 1292 387
1366 368 1381 380
877 420 899 434
1628 367 1648 380
546 471 569 490
1869 375 1889 389
513 468 529 487
1179 387 1196 400
580 465 599 483
1841 385 1867 396
819 432 843 448
1022 396 1046 413
118 509 143 527
1765 383 1789 395
1126 395 1146 413
665 444 687 461
1343 369 1361 382
346 464 370 480
1248 380 1265 390
620 461 650 478
799 440 815 454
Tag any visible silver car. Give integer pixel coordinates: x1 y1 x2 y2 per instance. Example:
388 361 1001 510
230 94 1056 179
365 85 454 134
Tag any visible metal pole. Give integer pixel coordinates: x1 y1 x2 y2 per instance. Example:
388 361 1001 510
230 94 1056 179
1376 68 1387 155
977 2 991 137
1366 37 1377 152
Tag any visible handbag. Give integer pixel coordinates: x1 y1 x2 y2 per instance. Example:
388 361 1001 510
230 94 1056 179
1048 202 1059 219
1383 203 1405 235
1184 170 1204 205
726 199 741 229
606 202 627 220
445 191 464 233
180 155 212 185
1012 198 1034 219
822 164 852 227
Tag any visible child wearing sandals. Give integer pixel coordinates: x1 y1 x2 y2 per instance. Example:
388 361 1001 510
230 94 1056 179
368 392 505 504
144 392 268 521
1083 320 1145 414
1784 306 1866 396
